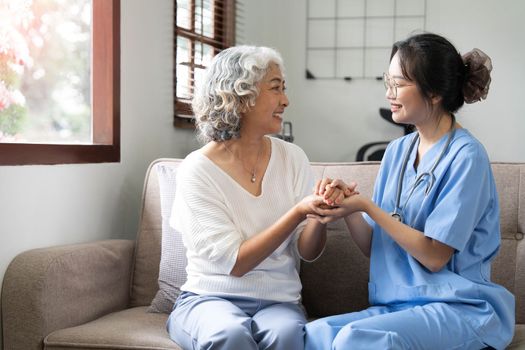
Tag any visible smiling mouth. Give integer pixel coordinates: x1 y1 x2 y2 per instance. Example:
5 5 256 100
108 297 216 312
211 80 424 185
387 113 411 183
390 103 402 111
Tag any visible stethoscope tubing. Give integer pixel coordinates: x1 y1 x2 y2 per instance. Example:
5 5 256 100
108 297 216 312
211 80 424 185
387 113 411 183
391 116 456 224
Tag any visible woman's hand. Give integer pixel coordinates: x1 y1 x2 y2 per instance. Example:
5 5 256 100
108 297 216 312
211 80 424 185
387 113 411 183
296 194 329 218
295 194 350 223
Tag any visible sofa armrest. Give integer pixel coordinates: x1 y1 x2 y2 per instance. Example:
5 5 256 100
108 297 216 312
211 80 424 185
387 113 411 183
1 239 135 350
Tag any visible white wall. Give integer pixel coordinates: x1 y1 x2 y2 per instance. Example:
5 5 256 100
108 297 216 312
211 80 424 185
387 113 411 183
239 0 525 162
0 1 197 344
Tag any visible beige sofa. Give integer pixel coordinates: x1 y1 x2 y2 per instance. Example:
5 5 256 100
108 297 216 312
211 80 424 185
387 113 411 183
2 159 524 350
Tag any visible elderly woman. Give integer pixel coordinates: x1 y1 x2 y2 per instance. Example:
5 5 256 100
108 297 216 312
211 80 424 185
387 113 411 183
166 46 332 350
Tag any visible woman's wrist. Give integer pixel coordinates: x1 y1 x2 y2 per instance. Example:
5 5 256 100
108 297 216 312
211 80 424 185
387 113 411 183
292 203 308 221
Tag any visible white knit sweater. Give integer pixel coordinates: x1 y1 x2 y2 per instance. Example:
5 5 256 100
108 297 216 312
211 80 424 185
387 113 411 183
170 137 314 303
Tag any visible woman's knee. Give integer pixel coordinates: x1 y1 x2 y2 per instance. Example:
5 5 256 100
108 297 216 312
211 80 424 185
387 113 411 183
259 321 304 349
204 323 256 349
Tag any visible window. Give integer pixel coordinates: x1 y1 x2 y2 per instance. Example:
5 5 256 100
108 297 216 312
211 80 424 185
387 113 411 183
174 0 236 128
0 0 120 165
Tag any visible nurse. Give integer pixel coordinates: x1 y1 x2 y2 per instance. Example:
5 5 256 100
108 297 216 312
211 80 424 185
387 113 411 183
305 33 515 349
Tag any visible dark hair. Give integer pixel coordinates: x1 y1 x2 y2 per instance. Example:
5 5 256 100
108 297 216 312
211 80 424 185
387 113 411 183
391 33 466 113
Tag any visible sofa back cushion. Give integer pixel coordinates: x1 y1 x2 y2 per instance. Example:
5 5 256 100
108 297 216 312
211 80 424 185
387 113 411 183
148 163 188 313
490 163 525 323
301 162 525 322
130 159 525 323
300 162 379 317
130 159 183 307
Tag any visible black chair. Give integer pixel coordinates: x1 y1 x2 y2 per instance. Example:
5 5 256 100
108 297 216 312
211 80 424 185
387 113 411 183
355 108 411 161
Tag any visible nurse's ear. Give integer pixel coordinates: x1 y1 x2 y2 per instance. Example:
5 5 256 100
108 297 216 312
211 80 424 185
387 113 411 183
430 94 443 106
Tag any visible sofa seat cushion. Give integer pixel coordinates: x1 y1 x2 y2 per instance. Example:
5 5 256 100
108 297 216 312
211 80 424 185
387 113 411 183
42 312 525 350
44 307 181 350
509 324 525 349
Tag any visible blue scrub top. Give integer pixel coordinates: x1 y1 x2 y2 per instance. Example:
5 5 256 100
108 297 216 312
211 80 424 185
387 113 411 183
365 128 515 348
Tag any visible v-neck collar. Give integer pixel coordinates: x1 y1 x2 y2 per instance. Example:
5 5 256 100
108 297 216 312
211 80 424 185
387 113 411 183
197 136 275 199
407 129 457 177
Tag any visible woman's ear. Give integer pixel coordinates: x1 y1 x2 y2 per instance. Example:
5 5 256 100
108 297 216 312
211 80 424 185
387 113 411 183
238 106 248 115
238 98 250 114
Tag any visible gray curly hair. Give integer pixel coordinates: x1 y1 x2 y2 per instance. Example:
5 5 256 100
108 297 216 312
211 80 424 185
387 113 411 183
192 45 285 143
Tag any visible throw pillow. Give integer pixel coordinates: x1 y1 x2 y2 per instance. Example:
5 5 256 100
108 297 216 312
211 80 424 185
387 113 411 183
148 163 188 313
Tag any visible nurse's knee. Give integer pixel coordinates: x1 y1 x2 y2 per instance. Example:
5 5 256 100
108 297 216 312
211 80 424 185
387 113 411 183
333 323 407 350
304 319 338 350
305 318 331 335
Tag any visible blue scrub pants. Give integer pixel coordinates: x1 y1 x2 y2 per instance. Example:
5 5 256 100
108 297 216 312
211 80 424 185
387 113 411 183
167 291 306 350
305 302 487 350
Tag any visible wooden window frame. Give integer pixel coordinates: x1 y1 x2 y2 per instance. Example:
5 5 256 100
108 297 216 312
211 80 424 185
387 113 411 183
173 0 236 128
0 0 120 166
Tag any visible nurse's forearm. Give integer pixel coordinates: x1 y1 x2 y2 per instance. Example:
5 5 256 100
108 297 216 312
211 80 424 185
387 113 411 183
363 200 454 272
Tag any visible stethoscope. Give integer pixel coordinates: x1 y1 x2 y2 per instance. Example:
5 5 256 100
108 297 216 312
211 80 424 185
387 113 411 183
390 116 456 224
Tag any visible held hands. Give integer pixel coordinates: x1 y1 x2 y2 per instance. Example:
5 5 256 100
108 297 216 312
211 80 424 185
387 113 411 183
308 178 361 224
296 178 355 218
315 178 358 205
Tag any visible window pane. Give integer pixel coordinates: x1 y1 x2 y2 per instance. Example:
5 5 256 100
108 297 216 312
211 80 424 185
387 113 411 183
0 0 92 144
194 43 214 92
174 0 235 126
194 43 213 66
195 0 214 37
176 36 192 100
176 0 191 30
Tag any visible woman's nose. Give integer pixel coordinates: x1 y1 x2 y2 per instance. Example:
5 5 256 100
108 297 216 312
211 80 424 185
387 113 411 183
281 93 289 107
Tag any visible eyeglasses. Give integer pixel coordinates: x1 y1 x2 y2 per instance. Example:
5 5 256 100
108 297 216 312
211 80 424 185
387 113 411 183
383 73 413 98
